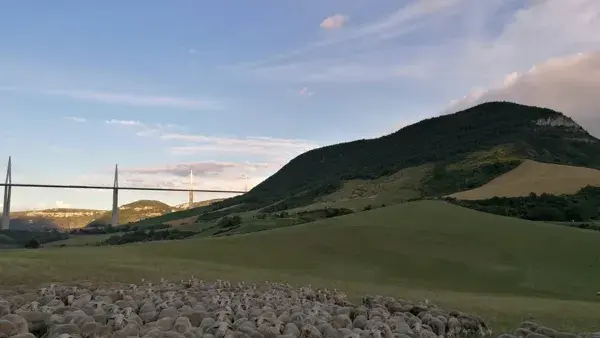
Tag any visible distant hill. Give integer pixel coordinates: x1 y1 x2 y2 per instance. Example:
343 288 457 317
10 208 105 230
86 200 175 227
8 198 221 230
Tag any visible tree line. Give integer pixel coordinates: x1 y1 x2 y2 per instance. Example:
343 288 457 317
447 185 600 224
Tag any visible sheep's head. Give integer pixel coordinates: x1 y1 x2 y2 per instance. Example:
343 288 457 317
273 322 284 333
123 307 134 317
112 313 125 326
369 329 382 338
212 321 232 337
66 294 75 305
107 304 120 314
300 324 320 338
216 310 231 322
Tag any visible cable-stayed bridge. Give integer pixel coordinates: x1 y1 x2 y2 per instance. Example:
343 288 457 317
0 156 246 230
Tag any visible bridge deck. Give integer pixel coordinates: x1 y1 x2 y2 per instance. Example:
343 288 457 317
0 183 244 194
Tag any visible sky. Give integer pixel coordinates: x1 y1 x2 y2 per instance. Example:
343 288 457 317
1 0 599 211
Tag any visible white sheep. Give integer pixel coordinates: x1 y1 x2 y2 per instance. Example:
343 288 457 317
2 278 594 338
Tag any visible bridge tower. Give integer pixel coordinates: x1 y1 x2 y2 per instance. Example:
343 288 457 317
111 164 119 227
188 169 194 209
1 156 12 230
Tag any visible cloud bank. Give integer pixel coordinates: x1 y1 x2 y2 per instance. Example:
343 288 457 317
99 119 320 195
445 52 600 137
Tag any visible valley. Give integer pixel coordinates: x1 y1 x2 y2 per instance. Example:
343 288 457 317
3 102 600 333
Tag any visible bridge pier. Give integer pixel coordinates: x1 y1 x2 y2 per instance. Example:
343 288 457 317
1 156 12 230
188 169 194 209
111 164 119 227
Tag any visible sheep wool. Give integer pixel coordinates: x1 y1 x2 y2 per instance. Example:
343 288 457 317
0 278 597 338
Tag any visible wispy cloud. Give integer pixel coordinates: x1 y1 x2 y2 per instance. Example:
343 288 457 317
0 86 223 110
105 119 142 126
44 89 222 110
161 133 318 157
229 0 600 85
73 159 280 195
64 116 86 123
120 161 270 178
320 14 349 30
227 0 465 82
104 118 185 138
103 117 318 158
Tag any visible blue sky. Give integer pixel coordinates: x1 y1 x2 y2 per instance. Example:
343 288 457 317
1 0 599 210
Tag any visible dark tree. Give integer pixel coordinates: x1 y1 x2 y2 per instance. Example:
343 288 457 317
24 239 41 249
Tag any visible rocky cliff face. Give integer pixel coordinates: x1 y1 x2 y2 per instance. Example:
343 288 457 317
10 200 194 230
534 115 584 129
10 209 105 230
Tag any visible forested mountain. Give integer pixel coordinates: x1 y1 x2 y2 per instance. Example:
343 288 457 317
197 102 600 217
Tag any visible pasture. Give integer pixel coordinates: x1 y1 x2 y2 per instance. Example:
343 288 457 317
450 160 600 200
1 201 599 332
47 233 114 247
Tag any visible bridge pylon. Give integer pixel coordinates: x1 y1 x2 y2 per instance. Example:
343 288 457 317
1 156 11 230
111 164 119 227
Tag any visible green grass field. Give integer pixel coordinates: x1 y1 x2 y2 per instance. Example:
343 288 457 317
47 233 114 247
1 201 599 332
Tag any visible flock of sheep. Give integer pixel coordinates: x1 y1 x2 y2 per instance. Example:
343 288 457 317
0 278 597 338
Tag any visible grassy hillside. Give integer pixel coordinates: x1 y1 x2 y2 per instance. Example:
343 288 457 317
128 101 600 228
450 160 600 200
185 102 600 218
1 201 599 331
47 233 114 247
0 229 68 248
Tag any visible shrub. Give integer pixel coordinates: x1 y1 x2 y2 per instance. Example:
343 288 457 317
217 215 242 228
24 239 41 249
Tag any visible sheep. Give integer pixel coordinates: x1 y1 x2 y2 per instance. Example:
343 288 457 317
0 314 29 335
3 278 598 338
46 323 81 338
0 319 19 337
16 311 51 335
173 316 192 334
11 334 37 338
